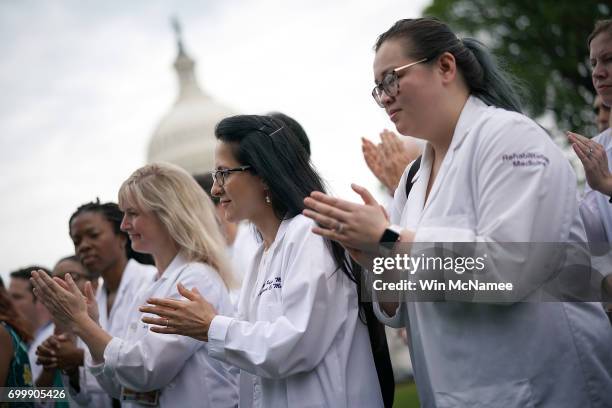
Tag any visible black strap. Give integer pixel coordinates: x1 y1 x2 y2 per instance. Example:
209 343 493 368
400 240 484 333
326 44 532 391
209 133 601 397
363 302 395 408
404 156 421 198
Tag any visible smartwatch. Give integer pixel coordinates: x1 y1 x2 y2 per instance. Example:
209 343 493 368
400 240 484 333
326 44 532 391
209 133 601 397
379 224 402 254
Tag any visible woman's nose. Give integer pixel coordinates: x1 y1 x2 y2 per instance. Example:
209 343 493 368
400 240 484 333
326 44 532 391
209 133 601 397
211 179 223 197
120 214 130 231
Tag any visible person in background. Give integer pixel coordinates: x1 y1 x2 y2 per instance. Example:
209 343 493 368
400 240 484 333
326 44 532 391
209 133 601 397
1 282 34 408
568 19 612 319
362 129 422 195
35 256 99 407
31 163 239 407
9 266 54 385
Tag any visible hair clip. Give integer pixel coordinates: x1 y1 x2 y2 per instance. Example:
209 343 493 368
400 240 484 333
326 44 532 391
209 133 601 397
269 126 284 136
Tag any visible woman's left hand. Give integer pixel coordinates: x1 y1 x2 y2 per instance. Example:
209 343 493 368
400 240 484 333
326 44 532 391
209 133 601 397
568 131 612 195
303 184 389 252
139 283 217 342
30 271 89 330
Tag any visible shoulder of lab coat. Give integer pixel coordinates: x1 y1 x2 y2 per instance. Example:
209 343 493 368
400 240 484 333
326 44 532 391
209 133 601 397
208 214 353 379
96 257 232 392
414 99 578 243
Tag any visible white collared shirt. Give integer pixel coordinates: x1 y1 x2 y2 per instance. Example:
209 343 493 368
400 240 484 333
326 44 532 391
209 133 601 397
227 222 260 306
374 96 612 407
208 215 384 408
87 254 238 407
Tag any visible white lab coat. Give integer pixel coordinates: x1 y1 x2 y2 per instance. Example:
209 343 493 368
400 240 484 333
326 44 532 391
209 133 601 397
67 259 156 407
208 215 384 408
228 222 260 306
373 96 612 407
86 254 239 407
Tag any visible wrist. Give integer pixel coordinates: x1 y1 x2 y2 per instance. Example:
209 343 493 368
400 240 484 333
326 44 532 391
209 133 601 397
378 224 401 255
603 176 612 197
73 313 93 336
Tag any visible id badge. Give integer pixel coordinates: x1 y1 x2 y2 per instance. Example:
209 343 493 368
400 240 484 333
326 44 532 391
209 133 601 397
121 387 160 406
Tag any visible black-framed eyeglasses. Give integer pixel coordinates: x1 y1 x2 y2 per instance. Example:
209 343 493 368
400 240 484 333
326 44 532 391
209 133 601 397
372 58 428 108
211 166 252 187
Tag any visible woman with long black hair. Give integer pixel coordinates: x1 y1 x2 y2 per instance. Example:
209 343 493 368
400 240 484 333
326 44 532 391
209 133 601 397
140 114 393 407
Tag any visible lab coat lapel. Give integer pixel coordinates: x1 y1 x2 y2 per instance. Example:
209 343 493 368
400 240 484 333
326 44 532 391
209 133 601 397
419 96 485 219
238 219 291 321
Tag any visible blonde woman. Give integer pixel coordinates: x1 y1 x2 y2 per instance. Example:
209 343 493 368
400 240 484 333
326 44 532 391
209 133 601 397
31 162 238 407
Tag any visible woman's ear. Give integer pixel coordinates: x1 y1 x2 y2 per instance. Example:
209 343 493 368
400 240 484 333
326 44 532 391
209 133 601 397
118 232 128 250
437 51 457 84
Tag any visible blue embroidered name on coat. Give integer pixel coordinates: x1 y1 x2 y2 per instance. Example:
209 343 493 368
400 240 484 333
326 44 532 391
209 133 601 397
501 152 550 167
258 276 282 296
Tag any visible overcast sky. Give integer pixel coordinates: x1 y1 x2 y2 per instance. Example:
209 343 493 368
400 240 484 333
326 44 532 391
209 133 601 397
0 0 430 281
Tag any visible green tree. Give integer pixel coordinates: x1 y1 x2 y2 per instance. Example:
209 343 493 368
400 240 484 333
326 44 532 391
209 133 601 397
424 0 611 136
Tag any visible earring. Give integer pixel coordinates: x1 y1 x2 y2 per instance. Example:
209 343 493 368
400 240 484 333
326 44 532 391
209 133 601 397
265 194 271 204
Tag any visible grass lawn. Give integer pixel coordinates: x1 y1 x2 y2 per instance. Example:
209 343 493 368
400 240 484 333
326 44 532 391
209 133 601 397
393 381 420 407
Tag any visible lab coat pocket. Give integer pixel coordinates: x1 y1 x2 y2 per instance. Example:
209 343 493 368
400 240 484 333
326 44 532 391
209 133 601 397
435 379 534 408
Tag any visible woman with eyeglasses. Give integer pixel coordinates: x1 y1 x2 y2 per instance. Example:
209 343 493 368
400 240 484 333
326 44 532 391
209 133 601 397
31 163 239 407
303 18 612 407
138 115 393 407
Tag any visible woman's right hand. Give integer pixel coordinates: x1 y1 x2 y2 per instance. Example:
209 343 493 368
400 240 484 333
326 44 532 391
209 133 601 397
139 283 218 342
568 131 612 195
36 336 59 369
30 271 90 329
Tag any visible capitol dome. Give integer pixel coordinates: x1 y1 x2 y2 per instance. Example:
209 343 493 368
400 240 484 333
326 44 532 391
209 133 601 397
147 21 236 174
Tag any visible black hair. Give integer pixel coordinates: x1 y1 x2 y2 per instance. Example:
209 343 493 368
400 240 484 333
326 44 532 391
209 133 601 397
214 115 366 317
57 255 80 264
69 199 154 265
375 18 523 113
9 266 51 295
267 112 311 157
55 255 97 279
193 173 219 205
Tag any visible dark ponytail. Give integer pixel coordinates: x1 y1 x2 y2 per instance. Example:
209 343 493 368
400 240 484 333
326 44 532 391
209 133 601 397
375 18 523 113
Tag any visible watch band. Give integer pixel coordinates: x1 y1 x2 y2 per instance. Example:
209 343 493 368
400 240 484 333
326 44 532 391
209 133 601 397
379 224 402 254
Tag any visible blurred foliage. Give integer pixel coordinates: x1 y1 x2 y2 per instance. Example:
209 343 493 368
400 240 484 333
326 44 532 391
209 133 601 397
394 382 420 407
424 0 611 136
